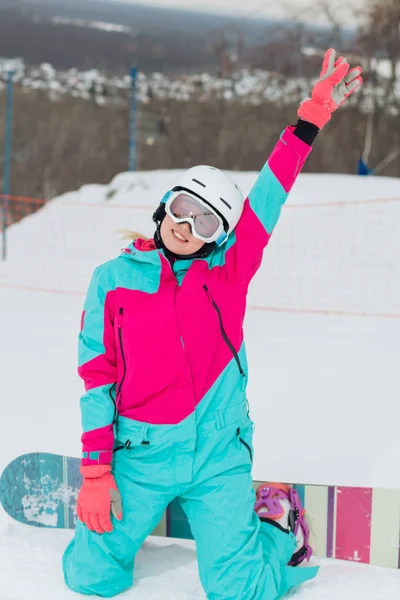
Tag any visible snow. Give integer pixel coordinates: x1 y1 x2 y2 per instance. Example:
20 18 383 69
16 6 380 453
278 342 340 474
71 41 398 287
52 16 132 34
2 170 400 304
0 171 400 488
20 470 79 528
0 286 398 490
0 167 400 597
0 52 398 107
0 288 83 477
0 521 399 600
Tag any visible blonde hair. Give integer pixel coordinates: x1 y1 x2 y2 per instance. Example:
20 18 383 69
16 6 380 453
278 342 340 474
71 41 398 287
120 229 149 241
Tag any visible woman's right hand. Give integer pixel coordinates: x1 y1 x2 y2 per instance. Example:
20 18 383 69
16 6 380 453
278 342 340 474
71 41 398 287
77 464 123 534
298 48 363 129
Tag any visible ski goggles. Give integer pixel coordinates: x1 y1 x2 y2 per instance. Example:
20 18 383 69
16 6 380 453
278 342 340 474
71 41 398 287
163 190 227 245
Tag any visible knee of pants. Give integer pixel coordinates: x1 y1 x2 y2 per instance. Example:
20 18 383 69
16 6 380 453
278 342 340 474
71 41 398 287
193 505 276 599
198 545 270 600
62 465 173 597
62 522 134 597
182 470 298 600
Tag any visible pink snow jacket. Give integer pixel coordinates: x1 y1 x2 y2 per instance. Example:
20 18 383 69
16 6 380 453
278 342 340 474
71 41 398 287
78 127 312 466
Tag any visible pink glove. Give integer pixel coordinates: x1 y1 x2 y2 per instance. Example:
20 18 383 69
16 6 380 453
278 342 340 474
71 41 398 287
77 464 122 534
298 48 363 129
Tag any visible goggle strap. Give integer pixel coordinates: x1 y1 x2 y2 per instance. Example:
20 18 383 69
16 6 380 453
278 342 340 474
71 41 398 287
215 232 228 246
161 190 173 204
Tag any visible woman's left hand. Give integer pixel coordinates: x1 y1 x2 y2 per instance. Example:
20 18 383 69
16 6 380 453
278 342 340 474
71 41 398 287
297 48 363 130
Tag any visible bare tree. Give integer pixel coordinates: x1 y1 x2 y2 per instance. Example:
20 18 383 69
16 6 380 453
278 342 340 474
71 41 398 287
359 0 400 105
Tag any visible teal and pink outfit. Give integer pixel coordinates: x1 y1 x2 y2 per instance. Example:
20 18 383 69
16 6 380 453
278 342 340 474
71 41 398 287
63 125 319 598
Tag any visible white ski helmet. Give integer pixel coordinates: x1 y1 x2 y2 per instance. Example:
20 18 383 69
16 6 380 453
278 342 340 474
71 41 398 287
171 165 244 237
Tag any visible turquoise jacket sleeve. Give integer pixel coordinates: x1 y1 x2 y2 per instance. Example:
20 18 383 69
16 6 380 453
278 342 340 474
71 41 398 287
78 266 117 466
220 127 313 284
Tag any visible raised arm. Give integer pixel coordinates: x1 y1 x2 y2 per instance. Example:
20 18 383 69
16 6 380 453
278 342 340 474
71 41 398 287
220 48 362 285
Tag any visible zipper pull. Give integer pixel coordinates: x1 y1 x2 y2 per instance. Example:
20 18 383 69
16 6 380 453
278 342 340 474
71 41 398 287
113 438 131 454
118 307 124 328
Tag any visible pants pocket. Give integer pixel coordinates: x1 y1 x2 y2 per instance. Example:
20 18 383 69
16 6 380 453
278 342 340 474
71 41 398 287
236 419 254 464
113 427 173 484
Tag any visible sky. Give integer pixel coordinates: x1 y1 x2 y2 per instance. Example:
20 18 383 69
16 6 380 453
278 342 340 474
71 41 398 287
113 0 365 23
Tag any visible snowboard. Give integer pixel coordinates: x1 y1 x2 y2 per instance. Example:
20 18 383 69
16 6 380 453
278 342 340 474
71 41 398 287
0 453 81 529
1 452 399 570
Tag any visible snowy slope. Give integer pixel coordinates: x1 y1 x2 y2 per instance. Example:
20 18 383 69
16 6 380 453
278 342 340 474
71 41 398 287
1 171 400 314
0 170 399 489
0 521 399 600
0 286 398 490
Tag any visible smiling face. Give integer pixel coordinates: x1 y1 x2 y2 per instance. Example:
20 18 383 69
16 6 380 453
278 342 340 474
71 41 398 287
160 215 205 255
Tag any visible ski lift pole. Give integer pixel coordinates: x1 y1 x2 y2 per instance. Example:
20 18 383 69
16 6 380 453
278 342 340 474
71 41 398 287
362 112 373 164
373 148 400 175
2 69 15 260
128 66 137 172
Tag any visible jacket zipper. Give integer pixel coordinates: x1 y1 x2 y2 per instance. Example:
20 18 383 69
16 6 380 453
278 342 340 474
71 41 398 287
203 285 246 378
237 427 253 463
174 284 196 404
109 382 118 424
117 307 127 407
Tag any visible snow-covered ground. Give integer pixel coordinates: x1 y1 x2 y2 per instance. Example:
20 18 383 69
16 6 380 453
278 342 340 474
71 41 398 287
0 286 399 491
0 170 399 488
0 521 399 600
0 167 399 597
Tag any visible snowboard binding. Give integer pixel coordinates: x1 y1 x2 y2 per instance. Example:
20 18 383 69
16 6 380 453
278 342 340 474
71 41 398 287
255 482 312 566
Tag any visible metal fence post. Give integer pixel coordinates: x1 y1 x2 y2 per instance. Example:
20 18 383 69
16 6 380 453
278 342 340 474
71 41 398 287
128 66 137 172
2 70 15 260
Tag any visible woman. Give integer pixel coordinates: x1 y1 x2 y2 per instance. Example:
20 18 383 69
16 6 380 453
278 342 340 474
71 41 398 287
63 49 362 599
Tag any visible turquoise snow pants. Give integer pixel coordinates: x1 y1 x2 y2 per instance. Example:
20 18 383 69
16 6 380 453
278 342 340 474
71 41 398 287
63 398 318 598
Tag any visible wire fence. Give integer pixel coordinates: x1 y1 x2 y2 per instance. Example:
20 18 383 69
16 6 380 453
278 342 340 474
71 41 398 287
1 193 400 318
